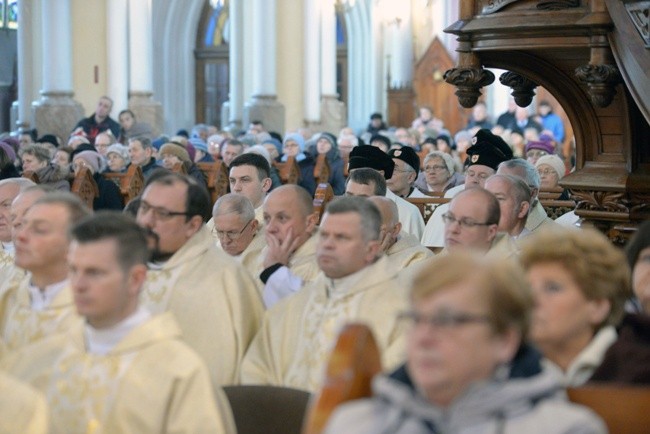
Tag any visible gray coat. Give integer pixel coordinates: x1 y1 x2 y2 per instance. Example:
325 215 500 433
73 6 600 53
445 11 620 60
324 364 606 434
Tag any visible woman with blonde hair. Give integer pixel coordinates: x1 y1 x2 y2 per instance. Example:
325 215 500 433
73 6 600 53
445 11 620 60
519 227 630 386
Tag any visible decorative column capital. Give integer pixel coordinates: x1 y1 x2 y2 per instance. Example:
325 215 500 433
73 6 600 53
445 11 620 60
499 71 539 107
443 67 495 108
574 64 623 107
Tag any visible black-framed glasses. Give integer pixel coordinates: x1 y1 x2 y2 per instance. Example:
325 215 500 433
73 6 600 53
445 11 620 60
441 212 492 229
397 310 490 329
212 219 253 241
138 200 191 221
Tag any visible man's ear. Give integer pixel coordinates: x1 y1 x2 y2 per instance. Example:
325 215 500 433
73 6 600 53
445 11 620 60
261 177 272 193
517 201 531 219
392 222 402 238
186 215 204 235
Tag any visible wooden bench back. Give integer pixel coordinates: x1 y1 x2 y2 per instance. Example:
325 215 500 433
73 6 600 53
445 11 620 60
313 154 331 185
273 157 301 185
302 323 381 434
567 385 650 434
538 187 576 220
406 195 451 224
197 160 230 204
71 166 99 210
312 183 334 225
103 164 144 204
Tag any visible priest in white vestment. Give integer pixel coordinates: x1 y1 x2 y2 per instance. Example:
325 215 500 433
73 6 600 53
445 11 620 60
241 196 409 392
2 213 234 434
135 174 264 389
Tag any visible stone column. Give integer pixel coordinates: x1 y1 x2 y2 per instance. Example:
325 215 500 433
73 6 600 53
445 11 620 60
222 0 244 131
11 0 33 132
31 0 83 143
319 0 346 134
128 0 163 137
107 0 128 114
243 0 285 134
304 0 321 127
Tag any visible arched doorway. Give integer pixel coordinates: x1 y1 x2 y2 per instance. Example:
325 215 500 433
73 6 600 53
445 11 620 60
195 0 229 128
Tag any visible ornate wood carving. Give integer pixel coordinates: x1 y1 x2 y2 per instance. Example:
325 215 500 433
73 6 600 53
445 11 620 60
571 189 629 214
481 0 521 15
499 71 539 107
443 67 495 108
537 0 580 10
624 1 650 48
574 64 623 107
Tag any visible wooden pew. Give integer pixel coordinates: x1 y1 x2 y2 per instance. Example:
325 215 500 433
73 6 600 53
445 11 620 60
538 186 576 220
312 183 334 225
71 166 99 210
273 157 301 184
302 323 381 434
406 195 451 224
197 160 229 204
567 385 650 434
103 164 144 204
313 154 331 185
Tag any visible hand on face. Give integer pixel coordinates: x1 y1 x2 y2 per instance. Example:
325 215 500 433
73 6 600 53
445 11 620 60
263 227 303 269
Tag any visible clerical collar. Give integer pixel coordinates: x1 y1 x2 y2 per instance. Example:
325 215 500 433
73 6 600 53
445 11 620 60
1 241 14 255
27 279 68 311
84 307 151 355
147 261 167 270
325 266 367 298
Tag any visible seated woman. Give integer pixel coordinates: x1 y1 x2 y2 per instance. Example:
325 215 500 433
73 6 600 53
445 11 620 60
414 151 463 195
158 142 208 190
590 220 650 384
325 252 606 434
279 133 316 196
519 227 630 386
535 154 570 199
307 132 346 195
19 144 70 191
105 143 130 173
72 151 123 210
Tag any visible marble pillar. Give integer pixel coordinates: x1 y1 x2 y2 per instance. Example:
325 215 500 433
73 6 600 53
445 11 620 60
11 0 33 132
31 0 83 143
319 0 346 135
243 0 285 134
128 0 163 137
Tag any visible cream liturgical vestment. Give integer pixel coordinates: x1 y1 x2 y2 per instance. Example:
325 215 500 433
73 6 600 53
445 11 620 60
2 313 233 434
241 255 408 393
385 232 433 274
0 277 82 353
139 225 264 388
0 371 49 434
0 249 24 299
237 229 267 278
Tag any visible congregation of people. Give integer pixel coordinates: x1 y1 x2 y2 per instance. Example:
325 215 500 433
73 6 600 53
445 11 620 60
0 94 648 434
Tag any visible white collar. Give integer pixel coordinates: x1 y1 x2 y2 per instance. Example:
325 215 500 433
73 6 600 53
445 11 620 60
1 241 14 255
27 279 68 311
84 307 151 355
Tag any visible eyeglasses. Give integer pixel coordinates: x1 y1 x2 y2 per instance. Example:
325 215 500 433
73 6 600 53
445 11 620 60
424 165 447 172
442 212 493 229
393 167 415 174
212 219 253 240
397 310 490 329
526 150 548 158
537 168 557 176
138 200 191 221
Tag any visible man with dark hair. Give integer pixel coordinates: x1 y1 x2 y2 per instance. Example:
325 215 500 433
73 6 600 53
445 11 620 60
242 196 408 392
345 168 387 197
0 192 91 352
128 137 159 177
72 96 121 143
135 173 263 388
221 139 245 168
229 153 272 219
3 212 231 433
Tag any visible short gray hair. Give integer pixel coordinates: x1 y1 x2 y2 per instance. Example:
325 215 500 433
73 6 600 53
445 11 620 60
324 196 382 242
486 174 532 216
213 193 255 222
498 158 540 190
0 177 36 191
423 151 455 174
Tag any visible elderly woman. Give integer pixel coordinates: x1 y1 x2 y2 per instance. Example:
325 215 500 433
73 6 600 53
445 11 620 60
72 150 123 210
589 221 650 384
279 133 316 196
159 142 208 190
325 252 605 434
525 139 555 165
308 132 346 195
414 151 464 195
535 154 569 199
519 227 630 386
105 143 130 173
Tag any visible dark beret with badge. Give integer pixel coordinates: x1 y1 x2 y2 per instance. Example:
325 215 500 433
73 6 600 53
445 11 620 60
348 145 395 180
388 146 420 175
465 129 513 171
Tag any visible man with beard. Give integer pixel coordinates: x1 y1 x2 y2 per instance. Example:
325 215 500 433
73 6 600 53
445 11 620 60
135 173 263 389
